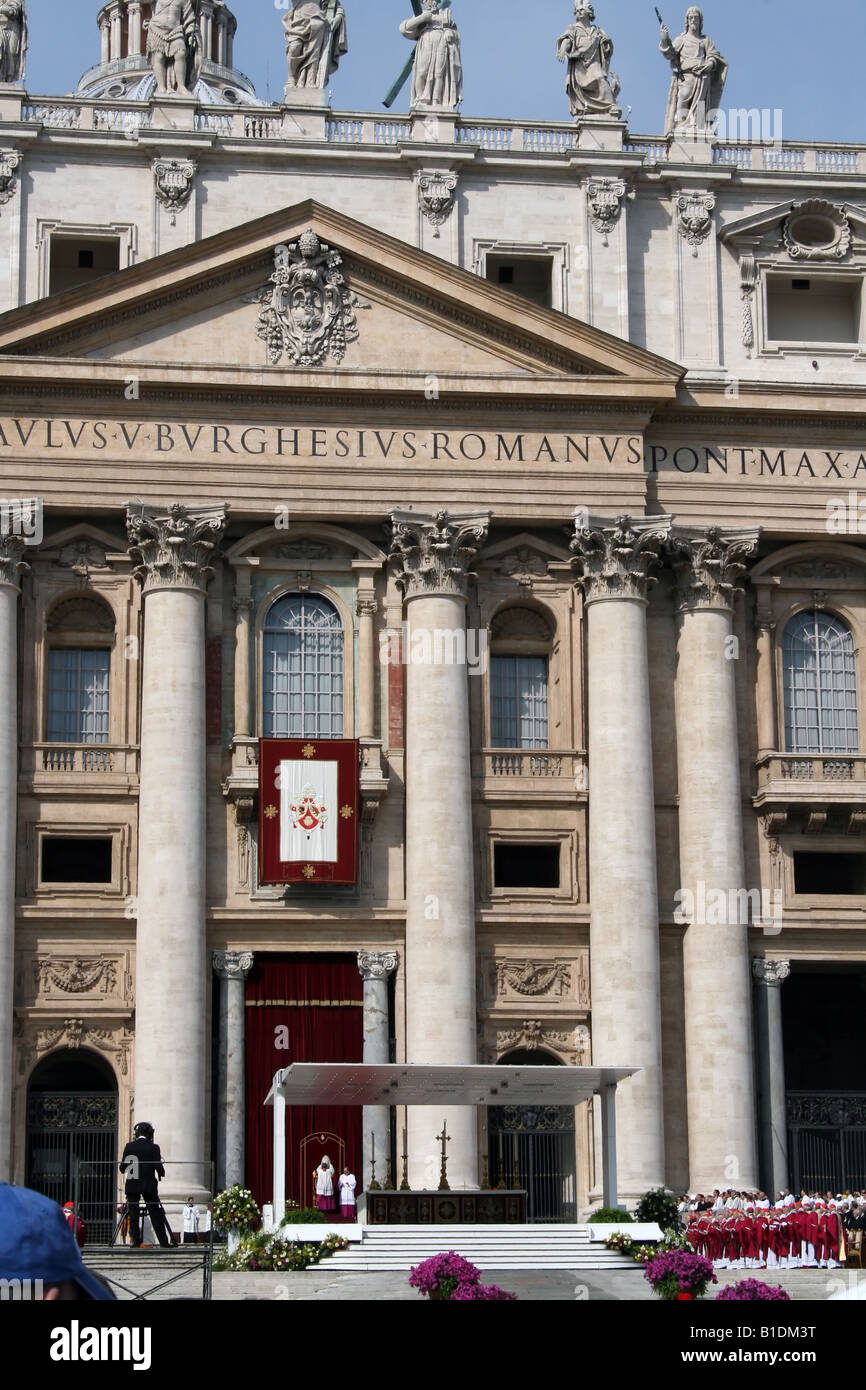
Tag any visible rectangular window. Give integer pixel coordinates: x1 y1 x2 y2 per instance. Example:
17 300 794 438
41 837 113 884
485 255 554 309
48 235 121 296
766 275 862 344
793 852 866 895
490 656 548 748
493 842 560 889
46 649 110 743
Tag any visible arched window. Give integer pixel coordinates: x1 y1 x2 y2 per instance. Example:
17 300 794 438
45 597 114 744
489 607 552 750
782 610 858 754
262 593 344 739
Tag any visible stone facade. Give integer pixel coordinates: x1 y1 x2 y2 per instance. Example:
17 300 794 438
1 6 865 1215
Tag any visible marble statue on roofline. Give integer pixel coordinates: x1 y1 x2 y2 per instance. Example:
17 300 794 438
0 0 27 84
283 0 348 92
399 1 463 112
658 6 727 136
556 2 621 120
146 0 201 97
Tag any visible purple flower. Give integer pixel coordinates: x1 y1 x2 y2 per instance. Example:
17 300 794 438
408 1251 482 1298
450 1281 518 1301
716 1279 791 1301
643 1249 717 1299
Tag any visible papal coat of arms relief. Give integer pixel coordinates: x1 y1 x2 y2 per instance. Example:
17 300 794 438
255 229 369 368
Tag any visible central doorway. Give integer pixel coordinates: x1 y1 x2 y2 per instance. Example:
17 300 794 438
25 1050 118 1243
488 1049 577 1222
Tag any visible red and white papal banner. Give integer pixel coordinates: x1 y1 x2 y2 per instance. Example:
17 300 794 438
258 739 359 886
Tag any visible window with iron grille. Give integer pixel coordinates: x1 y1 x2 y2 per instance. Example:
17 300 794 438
46 649 110 743
782 610 858 754
262 594 344 738
490 655 549 749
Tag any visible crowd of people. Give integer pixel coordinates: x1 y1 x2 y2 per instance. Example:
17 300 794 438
676 1188 866 1269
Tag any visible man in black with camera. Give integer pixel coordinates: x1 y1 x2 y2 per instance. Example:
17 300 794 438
119 1121 174 1247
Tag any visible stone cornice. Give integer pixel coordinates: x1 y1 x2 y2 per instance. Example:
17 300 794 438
570 513 672 603
126 501 228 594
669 526 761 612
390 509 491 600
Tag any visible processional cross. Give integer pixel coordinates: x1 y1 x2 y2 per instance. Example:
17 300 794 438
436 1119 451 1191
383 0 453 109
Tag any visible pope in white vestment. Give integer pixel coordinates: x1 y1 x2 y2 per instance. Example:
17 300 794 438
315 1155 336 1212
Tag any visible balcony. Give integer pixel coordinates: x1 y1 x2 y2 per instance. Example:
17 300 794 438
753 752 866 833
21 743 139 795
222 735 389 827
472 748 587 803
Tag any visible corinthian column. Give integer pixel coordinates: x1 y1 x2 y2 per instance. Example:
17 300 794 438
390 509 490 1190
670 526 760 1194
0 528 28 1181
752 958 790 1197
571 513 671 1199
127 501 227 1201
213 951 254 1192
358 951 398 1189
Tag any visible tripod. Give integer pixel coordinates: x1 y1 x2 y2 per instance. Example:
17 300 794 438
113 1196 177 1248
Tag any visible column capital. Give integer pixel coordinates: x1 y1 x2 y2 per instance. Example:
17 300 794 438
358 950 399 981
669 526 760 612
570 512 671 603
389 509 490 600
0 534 29 592
212 950 255 980
232 594 254 616
126 502 228 595
752 958 790 987
356 593 378 619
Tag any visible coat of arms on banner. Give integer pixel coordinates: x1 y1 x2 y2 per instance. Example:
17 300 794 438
258 739 359 885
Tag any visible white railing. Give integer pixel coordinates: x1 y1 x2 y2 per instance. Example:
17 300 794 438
25 744 139 777
758 753 866 787
244 113 282 139
194 110 233 135
326 115 365 143
457 122 514 150
22 102 82 128
474 749 587 790
522 125 577 154
624 136 668 163
93 107 152 132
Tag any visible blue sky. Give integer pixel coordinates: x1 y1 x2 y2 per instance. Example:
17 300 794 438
25 0 866 141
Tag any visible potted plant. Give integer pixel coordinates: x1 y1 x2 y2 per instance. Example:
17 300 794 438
644 1249 717 1301
635 1188 681 1231
409 1251 481 1301
213 1185 261 1255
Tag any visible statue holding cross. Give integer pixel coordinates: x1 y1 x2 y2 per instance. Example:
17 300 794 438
388 0 462 113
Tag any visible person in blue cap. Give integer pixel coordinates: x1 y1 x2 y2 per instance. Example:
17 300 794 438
0 1182 115 1299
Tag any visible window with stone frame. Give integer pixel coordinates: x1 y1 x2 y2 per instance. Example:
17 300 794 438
782 609 858 754
44 597 115 744
262 592 344 739
489 606 553 750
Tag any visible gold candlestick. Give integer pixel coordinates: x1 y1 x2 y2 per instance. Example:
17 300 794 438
368 1130 381 1191
400 1127 411 1191
481 1154 491 1191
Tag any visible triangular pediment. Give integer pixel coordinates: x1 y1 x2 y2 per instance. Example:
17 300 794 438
720 199 866 256
0 200 682 396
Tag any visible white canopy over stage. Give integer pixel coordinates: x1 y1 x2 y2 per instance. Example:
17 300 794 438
265 1064 639 1223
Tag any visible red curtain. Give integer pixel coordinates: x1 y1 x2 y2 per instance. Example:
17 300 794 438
244 954 363 1209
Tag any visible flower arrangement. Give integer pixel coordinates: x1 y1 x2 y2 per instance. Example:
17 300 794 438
213 1186 261 1235
604 1232 635 1255
450 1281 518 1301
643 1249 717 1301
408 1251 517 1302
635 1188 681 1231
214 1230 348 1273
715 1280 791 1302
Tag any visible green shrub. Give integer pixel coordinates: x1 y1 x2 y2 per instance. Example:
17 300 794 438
280 1207 326 1225
634 1188 680 1229
587 1207 633 1223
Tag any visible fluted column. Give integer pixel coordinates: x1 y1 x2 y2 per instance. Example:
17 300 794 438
390 509 490 1190
232 579 253 739
99 16 110 64
0 527 28 1181
213 951 254 1192
753 958 790 1197
755 608 777 760
571 513 671 1199
127 501 227 1201
358 951 398 1190
109 1 122 61
128 1 142 57
670 527 761 1193
356 587 377 742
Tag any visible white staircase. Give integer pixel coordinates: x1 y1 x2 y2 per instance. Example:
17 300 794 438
325 1224 644 1272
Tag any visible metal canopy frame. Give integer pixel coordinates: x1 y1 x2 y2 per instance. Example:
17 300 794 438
265 1063 638 1223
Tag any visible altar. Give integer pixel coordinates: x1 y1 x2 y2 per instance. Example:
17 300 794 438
366 1189 527 1225
265 1063 637 1223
